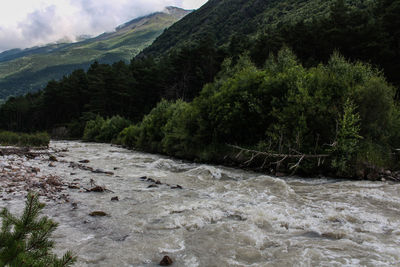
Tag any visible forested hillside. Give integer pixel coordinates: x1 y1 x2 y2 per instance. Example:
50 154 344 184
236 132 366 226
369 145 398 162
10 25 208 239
0 7 191 100
141 0 374 56
0 0 399 177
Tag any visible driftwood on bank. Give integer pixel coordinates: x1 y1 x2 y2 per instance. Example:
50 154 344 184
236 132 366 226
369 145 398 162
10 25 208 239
227 144 330 175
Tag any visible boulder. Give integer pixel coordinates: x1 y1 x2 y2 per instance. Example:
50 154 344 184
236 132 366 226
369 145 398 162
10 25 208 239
159 255 173 266
89 186 105 192
49 155 58 162
171 185 183 189
89 211 108 217
68 184 80 189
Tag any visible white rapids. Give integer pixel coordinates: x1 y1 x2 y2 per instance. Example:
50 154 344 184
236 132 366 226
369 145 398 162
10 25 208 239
1 141 400 266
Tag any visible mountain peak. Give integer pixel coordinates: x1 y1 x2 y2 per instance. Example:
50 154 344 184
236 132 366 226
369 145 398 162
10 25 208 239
163 6 193 17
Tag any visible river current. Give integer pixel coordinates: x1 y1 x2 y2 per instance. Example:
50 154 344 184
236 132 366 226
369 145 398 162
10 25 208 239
2 141 400 266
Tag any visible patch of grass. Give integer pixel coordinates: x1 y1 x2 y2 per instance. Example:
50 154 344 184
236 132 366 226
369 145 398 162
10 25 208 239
0 131 50 147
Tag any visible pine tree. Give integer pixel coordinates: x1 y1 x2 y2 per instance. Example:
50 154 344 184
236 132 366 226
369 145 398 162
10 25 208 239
0 193 76 267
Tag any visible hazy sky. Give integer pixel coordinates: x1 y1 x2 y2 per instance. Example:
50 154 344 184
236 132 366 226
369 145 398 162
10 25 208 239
0 0 208 52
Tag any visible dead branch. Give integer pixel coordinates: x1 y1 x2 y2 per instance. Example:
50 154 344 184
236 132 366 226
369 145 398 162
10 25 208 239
272 155 288 170
289 155 305 175
227 144 330 159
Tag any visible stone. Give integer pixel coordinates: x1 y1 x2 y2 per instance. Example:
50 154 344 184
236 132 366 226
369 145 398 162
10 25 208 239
148 184 158 188
48 163 56 167
111 196 119 201
155 180 162 185
159 255 173 266
79 160 90 163
93 169 114 175
171 185 183 189
68 184 80 189
89 211 108 217
89 186 105 192
49 155 58 162
31 167 40 173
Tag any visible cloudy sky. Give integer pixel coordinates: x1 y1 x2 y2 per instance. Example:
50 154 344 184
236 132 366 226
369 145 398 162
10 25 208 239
0 0 208 52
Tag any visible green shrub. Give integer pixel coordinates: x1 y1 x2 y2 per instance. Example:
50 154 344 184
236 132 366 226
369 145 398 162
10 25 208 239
0 193 76 266
82 116 105 142
95 116 131 143
82 115 130 143
329 99 362 176
116 124 141 148
161 100 199 158
134 99 178 153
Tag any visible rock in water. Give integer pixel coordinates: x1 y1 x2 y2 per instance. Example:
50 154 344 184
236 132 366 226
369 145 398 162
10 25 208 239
89 186 106 192
111 196 119 201
49 155 58 162
89 211 108 217
159 255 173 266
79 159 90 163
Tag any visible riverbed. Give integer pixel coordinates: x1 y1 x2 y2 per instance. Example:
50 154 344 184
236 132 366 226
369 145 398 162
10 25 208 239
1 141 399 266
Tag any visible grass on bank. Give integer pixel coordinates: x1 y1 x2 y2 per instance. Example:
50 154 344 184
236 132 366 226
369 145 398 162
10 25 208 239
0 131 50 147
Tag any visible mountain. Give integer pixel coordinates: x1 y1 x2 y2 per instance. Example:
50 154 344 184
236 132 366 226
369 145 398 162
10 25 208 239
0 6 191 100
142 0 374 56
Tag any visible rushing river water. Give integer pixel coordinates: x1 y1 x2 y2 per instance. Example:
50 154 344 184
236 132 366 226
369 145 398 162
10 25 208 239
2 141 400 266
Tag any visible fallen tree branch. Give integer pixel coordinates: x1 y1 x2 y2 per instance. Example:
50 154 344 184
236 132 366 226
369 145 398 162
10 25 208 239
227 144 330 158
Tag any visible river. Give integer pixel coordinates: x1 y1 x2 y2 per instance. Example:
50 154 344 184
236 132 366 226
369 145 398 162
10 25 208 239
1 141 400 266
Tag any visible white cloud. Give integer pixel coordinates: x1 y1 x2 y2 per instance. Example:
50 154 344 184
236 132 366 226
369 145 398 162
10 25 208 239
0 0 208 52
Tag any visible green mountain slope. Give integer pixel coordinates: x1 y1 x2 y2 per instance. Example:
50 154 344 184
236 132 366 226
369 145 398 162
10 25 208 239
142 0 373 56
0 7 191 100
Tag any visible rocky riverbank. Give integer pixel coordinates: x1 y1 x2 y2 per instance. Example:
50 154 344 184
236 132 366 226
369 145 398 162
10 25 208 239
0 146 120 204
0 147 70 202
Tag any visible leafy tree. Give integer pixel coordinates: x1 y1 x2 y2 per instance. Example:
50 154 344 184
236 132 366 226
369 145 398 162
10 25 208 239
82 115 105 142
95 115 131 143
0 193 76 267
329 99 362 175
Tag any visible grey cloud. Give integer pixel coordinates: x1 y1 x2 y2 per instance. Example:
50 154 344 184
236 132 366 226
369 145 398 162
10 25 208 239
18 6 57 41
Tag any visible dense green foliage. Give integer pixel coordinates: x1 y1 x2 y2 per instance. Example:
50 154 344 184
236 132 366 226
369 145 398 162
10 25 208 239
0 131 50 147
0 7 191 100
0 193 76 266
83 115 130 143
118 49 400 176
